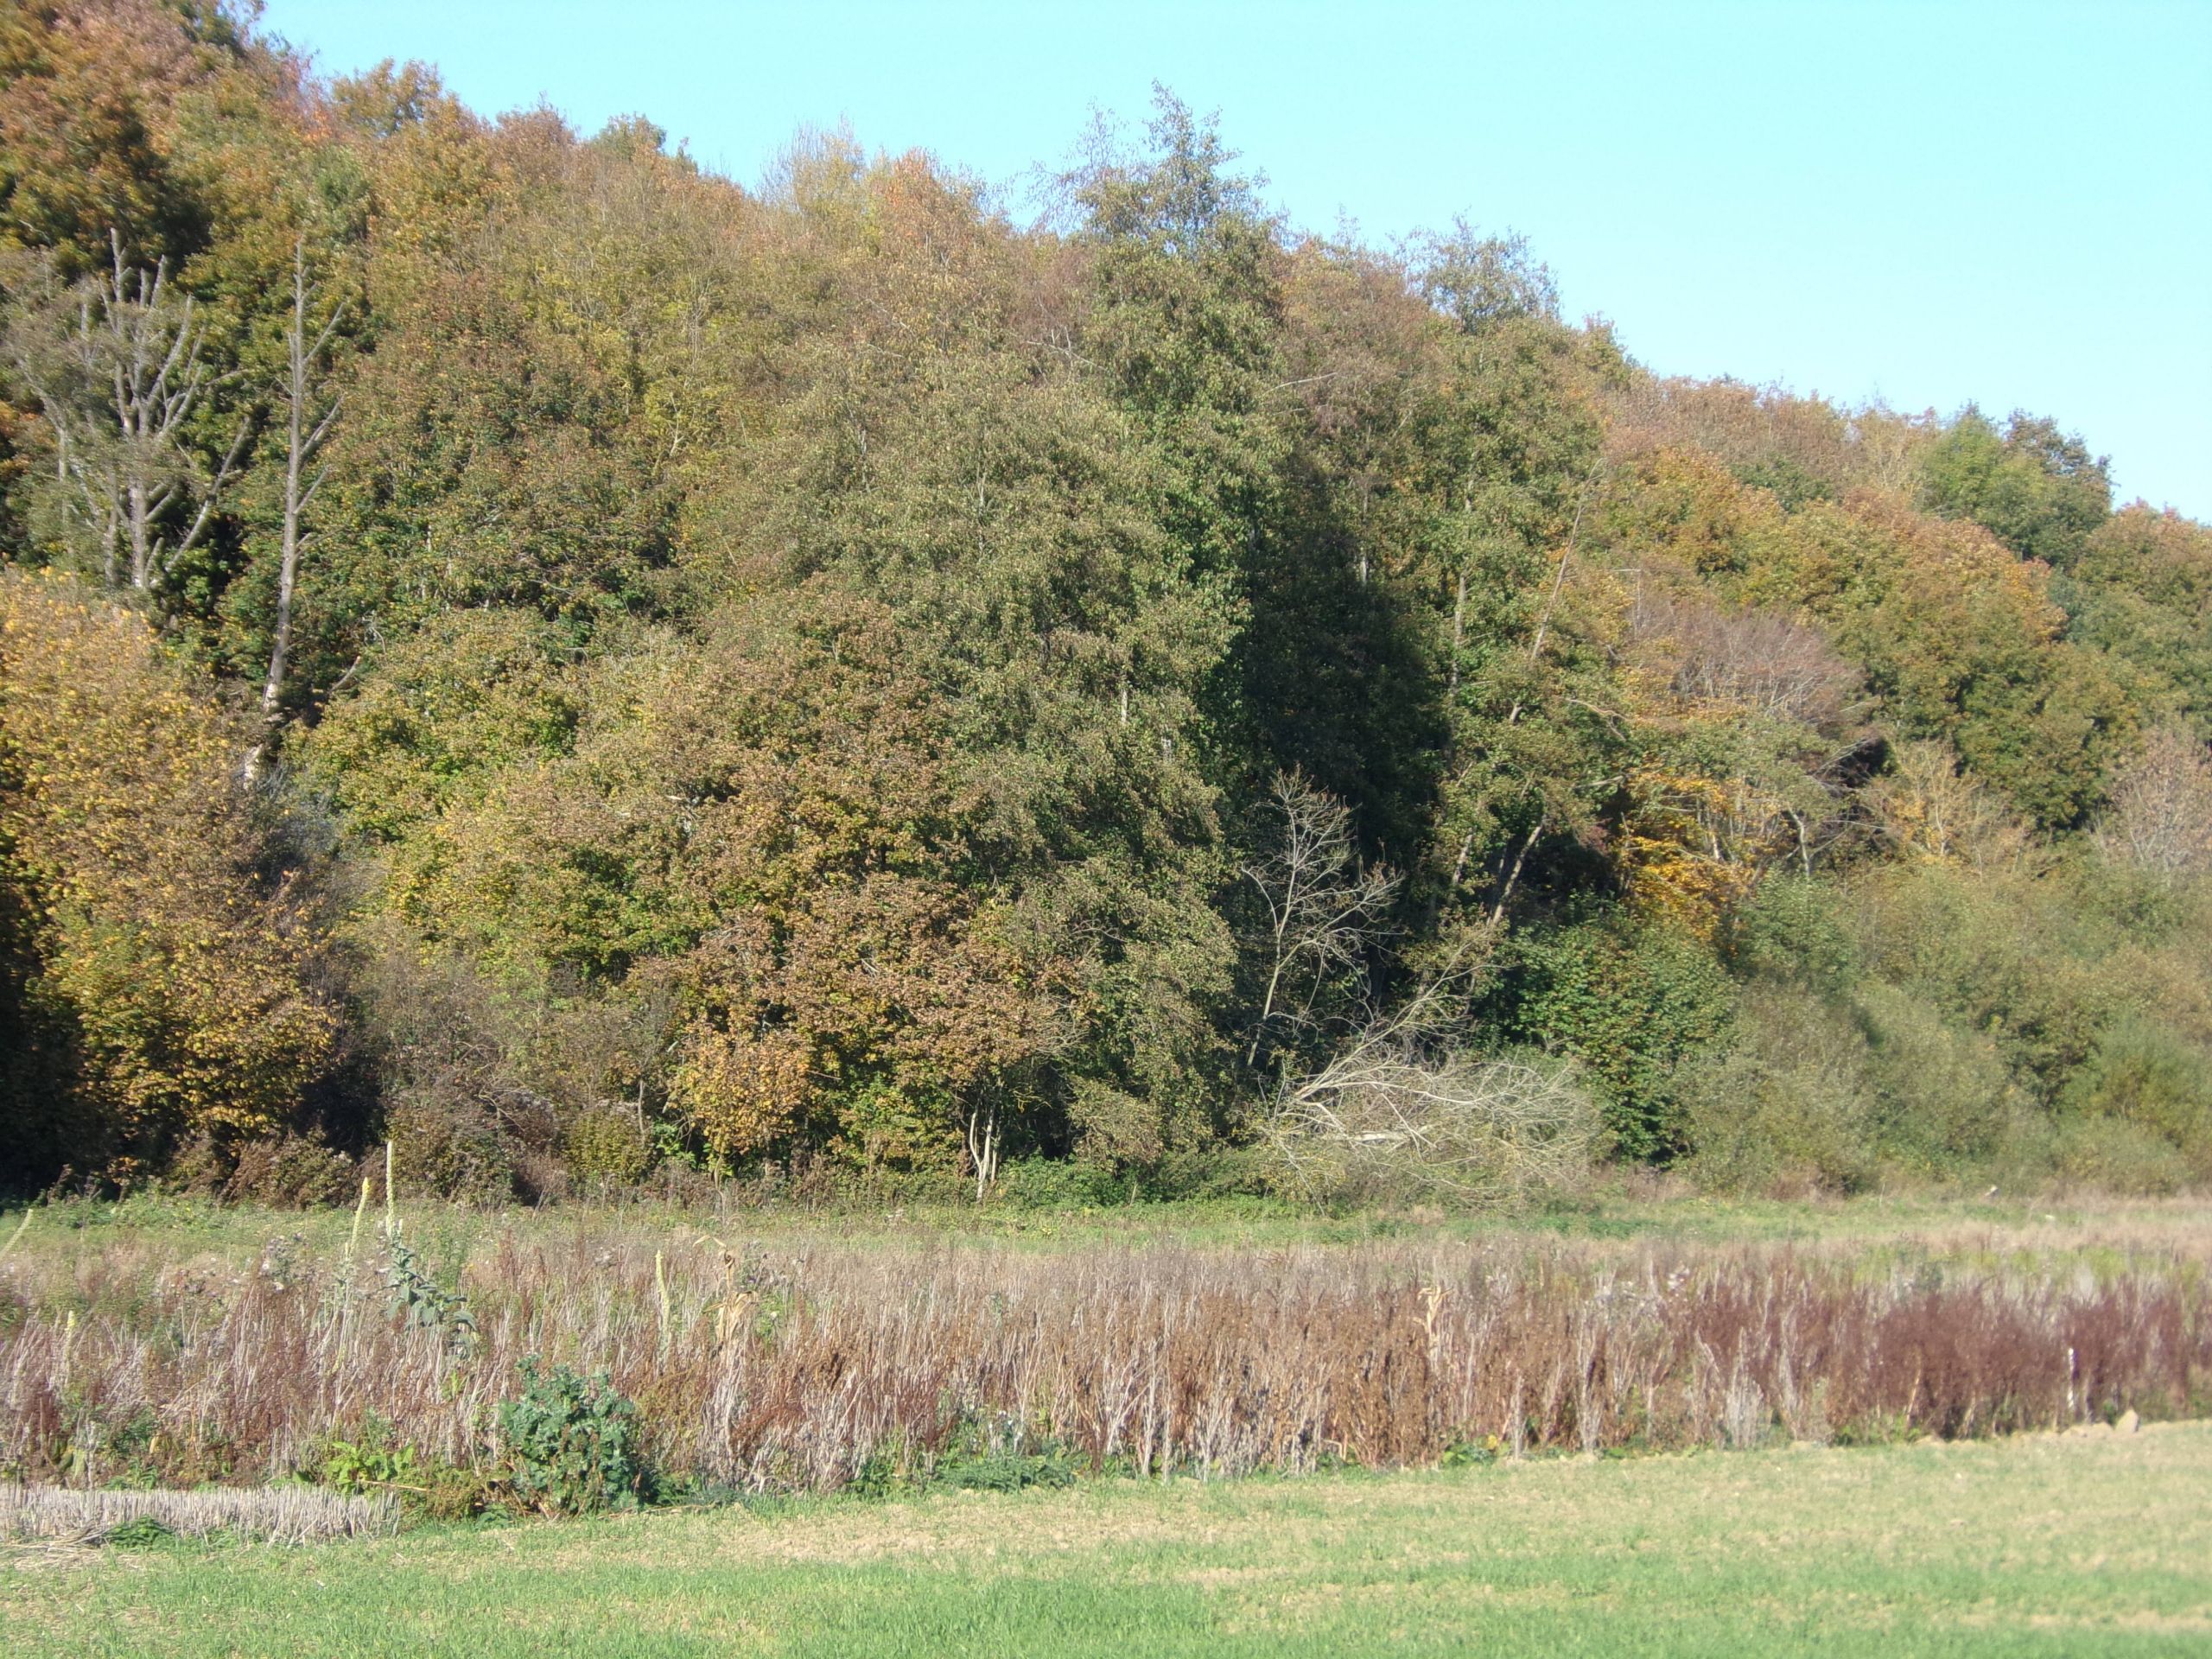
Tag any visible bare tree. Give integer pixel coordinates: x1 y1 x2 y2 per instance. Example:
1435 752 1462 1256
1263 973 1598 1205
245 238 345 783
1242 770 1399 1066
2099 724 2212 880
1632 591 1861 730
9 230 250 594
965 1104 1001 1205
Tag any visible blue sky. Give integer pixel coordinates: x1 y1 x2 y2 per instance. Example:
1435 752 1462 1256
261 1 2209 518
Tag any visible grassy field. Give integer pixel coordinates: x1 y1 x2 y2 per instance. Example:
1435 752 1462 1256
6 1422 2206 1656
13 1182 2212 1259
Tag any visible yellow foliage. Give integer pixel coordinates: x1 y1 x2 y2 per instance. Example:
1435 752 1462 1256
1614 765 1794 937
669 1024 813 1160
0 574 332 1179
1866 741 2038 872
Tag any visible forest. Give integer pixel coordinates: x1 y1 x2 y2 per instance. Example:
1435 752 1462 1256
3 0 2209 1209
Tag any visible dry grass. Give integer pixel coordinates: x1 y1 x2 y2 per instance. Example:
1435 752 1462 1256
0 1483 396 1545
1 1202 2205 1493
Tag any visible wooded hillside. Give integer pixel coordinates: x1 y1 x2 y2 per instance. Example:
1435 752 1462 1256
4 1 2208 1203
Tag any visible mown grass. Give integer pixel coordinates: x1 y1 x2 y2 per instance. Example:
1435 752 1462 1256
6 1423 2207 1656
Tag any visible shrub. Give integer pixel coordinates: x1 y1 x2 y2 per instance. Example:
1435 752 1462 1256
563 1104 652 1188
991 1156 1123 1209
1853 983 2026 1173
1724 874 1858 991
385 1093 513 1205
222 1135 359 1208
497 1357 642 1515
1682 988 1878 1194
2051 1115 2190 1196
1850 862 2113 1103
1498 914 1736 1161
2060 1012 2212 1182
315 1430 420 1497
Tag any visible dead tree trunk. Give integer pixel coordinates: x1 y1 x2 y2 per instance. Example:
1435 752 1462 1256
245 240 343 785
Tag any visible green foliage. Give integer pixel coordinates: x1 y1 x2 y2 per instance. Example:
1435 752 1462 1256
318 1433 420 1497
1683 988 1878 1194
497 1357 642 1516
1497 915 1736 1162
0 1 2202 1202
2058 507 2212 741
563 1105 652 1188
1920 407 2112 570
2060 1012 2212 1182
1723 875 1857 990
383 1229 477 1357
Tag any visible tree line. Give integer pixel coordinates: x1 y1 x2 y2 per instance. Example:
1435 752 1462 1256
2 1 2208 1204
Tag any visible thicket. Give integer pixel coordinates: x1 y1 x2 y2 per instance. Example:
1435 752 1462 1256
3 2 2210 1205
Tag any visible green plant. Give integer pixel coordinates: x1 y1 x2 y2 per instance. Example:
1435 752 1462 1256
1498 914 1737 1162
320 1437 422 1496
383 1230 479 1357
497 1357 642 1515
563 1105 653 1187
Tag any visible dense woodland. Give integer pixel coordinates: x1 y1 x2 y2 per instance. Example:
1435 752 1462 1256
3 1 2209 1206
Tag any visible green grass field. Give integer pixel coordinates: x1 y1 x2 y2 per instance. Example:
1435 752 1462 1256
16 1182 2211 1263
9 1422 2206 1657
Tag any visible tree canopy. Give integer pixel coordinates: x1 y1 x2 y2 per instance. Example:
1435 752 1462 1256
2 6 2207 1203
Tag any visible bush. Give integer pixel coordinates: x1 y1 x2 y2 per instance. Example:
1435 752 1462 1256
563 1104 652 1188
222 1135 359 1208
1851 863 2113 1103
1682 989 1878 1194
2051 1115 2191 1196
1853 983 2027 1174
1498 915 1736 1161
497 1357 643 1515
2060 1012 2212 1182
385 1093 513 1205
991 1156 1124 1209
1724 874 1858 991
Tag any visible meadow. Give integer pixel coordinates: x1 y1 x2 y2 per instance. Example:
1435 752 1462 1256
2 1190 2208 1651
4 1420 2206 1656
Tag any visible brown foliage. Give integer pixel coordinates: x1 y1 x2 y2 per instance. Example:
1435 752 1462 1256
2099 724 2212 880
1630 589 1859 731
1 1219 2202 1491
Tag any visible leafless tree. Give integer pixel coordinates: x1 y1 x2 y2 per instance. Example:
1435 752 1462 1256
8 230 250 594
1263 972 1598 1205
965 1104 1001 1205
2099 723 2212 880
1632 591 1861 731
1242 770 1399 1066
245 238 345 783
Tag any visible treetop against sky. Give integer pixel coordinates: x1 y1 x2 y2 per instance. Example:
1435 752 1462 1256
260 0 2211 518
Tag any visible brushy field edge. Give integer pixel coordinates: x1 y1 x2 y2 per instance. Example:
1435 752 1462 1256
3 1190 2206 1503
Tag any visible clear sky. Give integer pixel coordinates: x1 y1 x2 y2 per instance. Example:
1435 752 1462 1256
260 0 2209 518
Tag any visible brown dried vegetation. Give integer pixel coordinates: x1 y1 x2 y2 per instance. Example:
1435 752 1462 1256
1 1218 2202 1494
